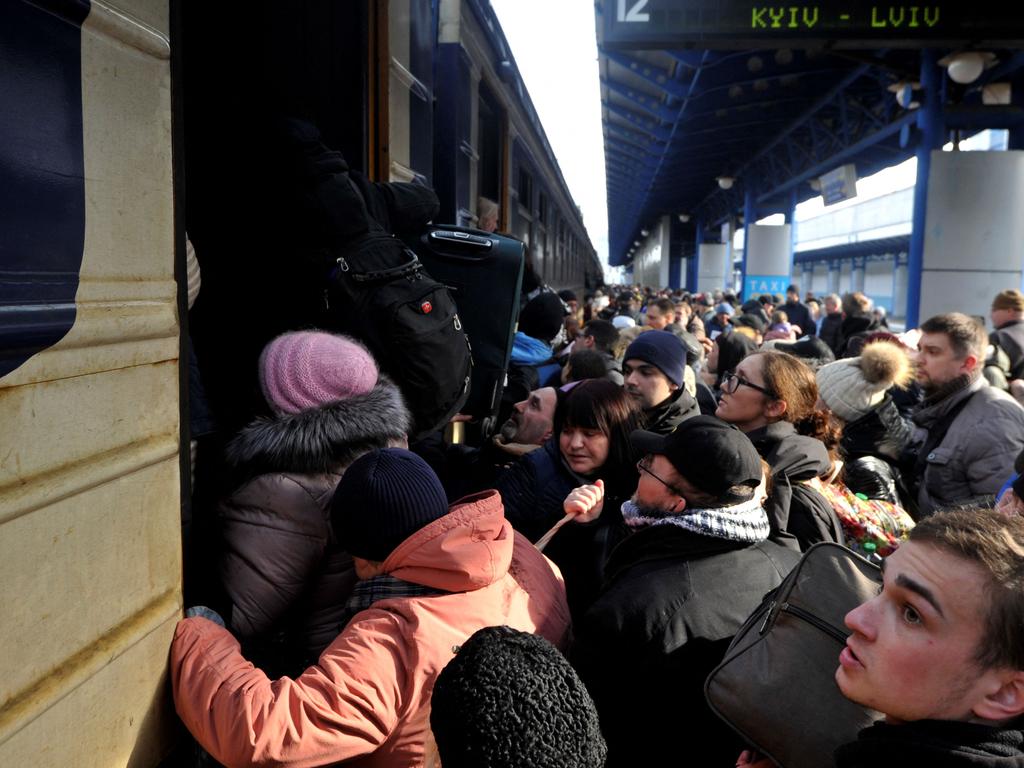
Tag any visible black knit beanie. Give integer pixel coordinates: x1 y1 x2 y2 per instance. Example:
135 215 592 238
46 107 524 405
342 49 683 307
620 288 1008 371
331 448 449 562
430 626 608 768
519 292 567 344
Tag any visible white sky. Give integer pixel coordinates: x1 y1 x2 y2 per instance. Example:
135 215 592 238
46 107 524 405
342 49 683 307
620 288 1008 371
489 0 611 275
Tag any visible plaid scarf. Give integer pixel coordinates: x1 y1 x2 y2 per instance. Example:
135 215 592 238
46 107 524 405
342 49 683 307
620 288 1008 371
338 574 448 629
620 496 770 544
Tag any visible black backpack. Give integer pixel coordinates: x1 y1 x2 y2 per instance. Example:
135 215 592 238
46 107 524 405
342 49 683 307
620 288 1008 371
324 230 471 438
280 118 472 437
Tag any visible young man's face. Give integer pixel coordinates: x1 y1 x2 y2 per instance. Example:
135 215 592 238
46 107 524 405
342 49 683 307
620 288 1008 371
837 541 1003 723
623 359 676 409
992 307 1020 329
645 306 672 330
916 332 975 393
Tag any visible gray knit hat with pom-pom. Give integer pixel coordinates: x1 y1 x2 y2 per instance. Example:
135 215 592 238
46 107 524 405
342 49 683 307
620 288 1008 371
816 340 911 422
430 625 607 768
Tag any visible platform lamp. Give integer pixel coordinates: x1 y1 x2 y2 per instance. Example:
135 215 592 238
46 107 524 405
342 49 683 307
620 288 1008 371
887 80 922 109
939 51 996 85
716 176 735 190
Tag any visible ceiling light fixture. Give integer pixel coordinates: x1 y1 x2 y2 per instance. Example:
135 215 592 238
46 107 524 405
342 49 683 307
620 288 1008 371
939 51 996 85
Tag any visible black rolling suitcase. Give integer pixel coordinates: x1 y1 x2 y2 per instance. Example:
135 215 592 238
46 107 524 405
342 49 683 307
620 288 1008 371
405 225 525 436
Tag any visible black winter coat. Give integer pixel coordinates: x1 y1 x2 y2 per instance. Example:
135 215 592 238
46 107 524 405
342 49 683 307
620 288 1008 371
748 421 844 550
994 319 1024 380
819 312 844 354
572 526 800 768
644 387 699 435
836 314 883 358
839 396 914 505
835 720 1024 767
783 299 813 335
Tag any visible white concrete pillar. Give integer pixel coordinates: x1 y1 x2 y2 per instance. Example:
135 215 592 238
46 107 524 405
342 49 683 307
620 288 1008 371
851 257 866 293
827 261 841 295
801 266 814 297
743 223 792 298
893 254 909 320
919 150 1024 322
697 243 729 292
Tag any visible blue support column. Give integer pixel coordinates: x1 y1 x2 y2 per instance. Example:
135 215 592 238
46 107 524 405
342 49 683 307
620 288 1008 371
668 252 682 289
688 221 703 292
1011 75 1024 151
906 50 945 329
741 185 757 299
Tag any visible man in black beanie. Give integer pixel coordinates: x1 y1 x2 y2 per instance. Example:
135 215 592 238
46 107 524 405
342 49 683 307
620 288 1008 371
622 330 699 434
430 625 607 768
170 448 570 768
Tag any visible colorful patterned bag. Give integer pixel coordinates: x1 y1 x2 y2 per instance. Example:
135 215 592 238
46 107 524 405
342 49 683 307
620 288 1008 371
808 477 915 556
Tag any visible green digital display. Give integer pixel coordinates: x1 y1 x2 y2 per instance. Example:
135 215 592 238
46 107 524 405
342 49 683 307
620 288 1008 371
602 0 1024 48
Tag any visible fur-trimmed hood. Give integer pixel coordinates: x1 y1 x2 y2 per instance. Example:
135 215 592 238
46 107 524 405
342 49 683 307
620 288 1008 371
225 375 411 479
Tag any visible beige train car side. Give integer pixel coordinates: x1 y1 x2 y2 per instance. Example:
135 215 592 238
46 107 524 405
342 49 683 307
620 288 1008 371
0 0 181 765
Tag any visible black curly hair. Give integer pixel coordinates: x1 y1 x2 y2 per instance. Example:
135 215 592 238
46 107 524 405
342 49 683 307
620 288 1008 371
430 625 608 768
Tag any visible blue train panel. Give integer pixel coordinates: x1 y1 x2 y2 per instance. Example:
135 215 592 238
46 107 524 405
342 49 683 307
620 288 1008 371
1 0 90 379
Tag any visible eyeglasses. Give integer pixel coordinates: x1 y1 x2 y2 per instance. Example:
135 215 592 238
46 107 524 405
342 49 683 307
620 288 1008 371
637 455 683 496
721 371 775 398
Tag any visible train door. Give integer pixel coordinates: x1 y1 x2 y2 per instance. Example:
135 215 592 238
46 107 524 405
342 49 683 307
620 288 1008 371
0 1 181 765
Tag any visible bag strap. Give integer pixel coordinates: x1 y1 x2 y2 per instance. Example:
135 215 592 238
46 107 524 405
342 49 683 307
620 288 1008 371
331 250 423 283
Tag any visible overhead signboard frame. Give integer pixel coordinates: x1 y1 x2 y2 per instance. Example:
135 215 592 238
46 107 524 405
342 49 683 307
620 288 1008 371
602 0 1024 49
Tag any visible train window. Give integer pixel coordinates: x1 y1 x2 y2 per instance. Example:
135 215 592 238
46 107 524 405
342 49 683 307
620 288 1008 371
538 191 548 225
387 0 433 183
478 82 504 215
517 166 533 213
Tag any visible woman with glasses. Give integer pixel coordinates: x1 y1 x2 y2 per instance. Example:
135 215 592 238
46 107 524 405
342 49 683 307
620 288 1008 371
496 379 643 618
715 351 844 550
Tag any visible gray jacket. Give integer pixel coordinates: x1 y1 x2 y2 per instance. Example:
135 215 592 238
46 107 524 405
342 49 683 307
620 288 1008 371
912 376 1024 516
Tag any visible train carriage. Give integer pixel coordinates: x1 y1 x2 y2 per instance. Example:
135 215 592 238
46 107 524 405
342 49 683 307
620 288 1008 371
1 2 602 764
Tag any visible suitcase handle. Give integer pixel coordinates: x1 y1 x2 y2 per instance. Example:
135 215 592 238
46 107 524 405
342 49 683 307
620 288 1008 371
426 230 495 258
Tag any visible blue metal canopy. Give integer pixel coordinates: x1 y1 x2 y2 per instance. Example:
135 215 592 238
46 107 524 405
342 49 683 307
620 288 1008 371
596 1 1024 268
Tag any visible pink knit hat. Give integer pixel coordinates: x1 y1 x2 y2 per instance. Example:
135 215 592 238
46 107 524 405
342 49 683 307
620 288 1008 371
258 331 378 415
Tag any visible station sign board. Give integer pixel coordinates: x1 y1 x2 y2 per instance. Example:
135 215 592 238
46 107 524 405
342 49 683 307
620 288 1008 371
819 163 858 205
602 0 1024 49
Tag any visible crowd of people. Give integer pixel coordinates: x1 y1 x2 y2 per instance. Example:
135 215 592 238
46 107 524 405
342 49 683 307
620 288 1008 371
170 279 1024 767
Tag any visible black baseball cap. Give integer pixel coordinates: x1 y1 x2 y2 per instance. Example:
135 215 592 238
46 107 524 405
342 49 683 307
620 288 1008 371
630 416 762 499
